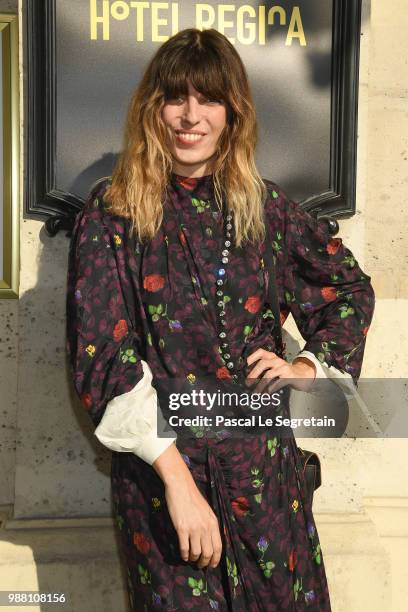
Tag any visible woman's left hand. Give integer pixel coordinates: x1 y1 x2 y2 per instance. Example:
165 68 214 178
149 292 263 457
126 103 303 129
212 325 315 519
245 349 317 394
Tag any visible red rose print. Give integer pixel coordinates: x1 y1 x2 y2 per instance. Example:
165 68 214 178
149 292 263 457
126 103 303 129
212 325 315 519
362 326 370 336
288 549 297 571
143 274 165 292
326 238 342 255
80 393 92 410
179 231 187 245
176 175 198 191
133 531 151 555
231 496 251 518
321 287 337 302
216 366 232 380
244 295 262 314
113 319 128 342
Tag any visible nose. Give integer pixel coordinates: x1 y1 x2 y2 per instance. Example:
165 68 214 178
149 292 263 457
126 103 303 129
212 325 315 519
181 95 201 125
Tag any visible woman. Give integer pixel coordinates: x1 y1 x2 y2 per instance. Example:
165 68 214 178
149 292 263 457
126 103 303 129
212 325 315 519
66 28 375 611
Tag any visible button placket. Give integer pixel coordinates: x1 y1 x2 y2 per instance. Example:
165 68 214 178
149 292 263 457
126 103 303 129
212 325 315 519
216 212 238 382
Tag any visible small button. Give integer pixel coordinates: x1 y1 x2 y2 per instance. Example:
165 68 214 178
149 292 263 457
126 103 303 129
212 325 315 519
218 268 225 276
227 362 234 369
222 249 229 257
219 311 226 317
223 353 231 359
216 279 224 286
225 240 231 247
221 257 229 264
221 342 229 348
219 331 226 339
216 290 223 297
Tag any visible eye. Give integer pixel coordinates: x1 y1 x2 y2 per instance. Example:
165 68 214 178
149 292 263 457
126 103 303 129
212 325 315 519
164 94 185 104
202 96 222 104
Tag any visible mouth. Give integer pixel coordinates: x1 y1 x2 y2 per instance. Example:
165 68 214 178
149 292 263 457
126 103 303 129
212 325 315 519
174 130 206 145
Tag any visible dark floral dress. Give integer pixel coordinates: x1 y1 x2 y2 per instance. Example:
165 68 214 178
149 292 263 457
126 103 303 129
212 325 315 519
66 173 375 611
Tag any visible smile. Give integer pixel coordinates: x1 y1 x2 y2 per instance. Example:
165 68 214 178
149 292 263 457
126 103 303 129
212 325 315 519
175 131 206 145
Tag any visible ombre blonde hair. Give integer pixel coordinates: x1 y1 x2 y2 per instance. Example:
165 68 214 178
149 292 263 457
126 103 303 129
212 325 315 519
104 28 268 247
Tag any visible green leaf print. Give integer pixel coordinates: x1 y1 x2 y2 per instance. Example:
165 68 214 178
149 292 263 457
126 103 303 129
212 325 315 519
267 437 279 456
294 577 301 601
262 308 275 320
188 576 207 596
284 290 296 305
191 197 211 213
343 255 355 268
271 190 278 198
137 564 151 585
120 348 138 364
339 305 355 318
313 543 322 565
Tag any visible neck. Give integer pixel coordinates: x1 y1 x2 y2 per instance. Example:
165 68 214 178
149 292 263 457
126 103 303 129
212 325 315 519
171 158 215 178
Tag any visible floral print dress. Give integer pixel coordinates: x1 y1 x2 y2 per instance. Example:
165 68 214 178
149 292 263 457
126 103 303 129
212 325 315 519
66 173 375 611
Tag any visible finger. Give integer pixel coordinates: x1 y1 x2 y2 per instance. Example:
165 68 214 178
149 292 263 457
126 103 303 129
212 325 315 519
209 523 223 568
188 531 202 563
248 357 274 378
247 355 278 381
263 367 291 394
178 528 190 562
196 531 213 569
246 348 265 366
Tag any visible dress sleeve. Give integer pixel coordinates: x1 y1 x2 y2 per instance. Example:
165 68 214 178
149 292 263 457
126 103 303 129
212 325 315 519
267 182 375 389
66 182 176 463
94 360 177 465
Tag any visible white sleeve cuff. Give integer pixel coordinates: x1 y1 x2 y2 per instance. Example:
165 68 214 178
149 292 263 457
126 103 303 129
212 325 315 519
94 360 177 465
295 350 354 383
293 350 381 434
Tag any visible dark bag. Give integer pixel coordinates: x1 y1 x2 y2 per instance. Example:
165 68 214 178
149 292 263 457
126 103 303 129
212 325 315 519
262 215 322 507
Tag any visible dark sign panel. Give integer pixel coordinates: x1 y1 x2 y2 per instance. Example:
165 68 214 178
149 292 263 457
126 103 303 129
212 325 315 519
24 0 362 235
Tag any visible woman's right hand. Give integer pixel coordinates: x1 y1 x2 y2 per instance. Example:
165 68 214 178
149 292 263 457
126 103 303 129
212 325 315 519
152 441 223 569
164 475 223 569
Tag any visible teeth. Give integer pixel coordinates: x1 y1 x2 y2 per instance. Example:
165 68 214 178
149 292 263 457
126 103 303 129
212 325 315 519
177 132 203 141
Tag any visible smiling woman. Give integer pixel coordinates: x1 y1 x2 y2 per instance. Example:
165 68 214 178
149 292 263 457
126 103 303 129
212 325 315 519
66 26 374 612
161 84 227 175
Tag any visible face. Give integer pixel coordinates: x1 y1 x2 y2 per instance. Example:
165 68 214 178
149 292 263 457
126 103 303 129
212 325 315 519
161 79 228 177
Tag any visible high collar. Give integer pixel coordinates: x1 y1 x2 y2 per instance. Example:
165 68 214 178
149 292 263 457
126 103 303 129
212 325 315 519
170 171 215 200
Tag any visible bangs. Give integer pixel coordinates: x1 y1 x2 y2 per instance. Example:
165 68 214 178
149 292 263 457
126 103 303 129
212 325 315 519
159 47 229 102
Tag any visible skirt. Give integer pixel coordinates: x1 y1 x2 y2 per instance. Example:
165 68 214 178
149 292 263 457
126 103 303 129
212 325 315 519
111 428 332 611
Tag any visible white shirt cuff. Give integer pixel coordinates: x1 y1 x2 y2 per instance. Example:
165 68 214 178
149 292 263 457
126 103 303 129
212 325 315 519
94 360 177 465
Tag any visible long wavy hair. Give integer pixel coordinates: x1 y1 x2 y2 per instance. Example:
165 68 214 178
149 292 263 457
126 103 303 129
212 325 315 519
104 28 268 247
